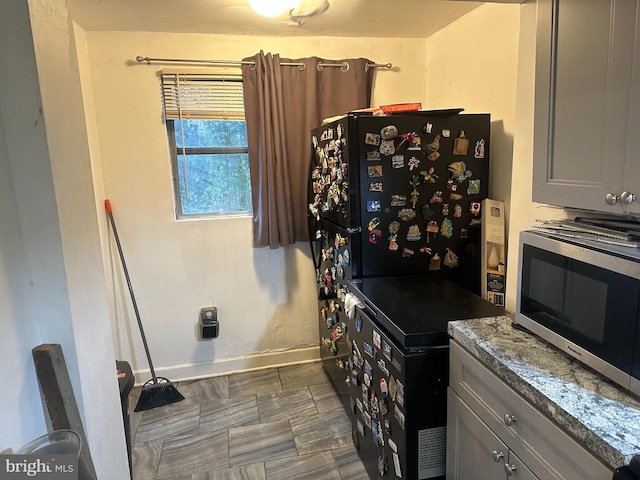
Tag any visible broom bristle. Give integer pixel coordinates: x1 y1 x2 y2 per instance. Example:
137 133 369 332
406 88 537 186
134 381 185 412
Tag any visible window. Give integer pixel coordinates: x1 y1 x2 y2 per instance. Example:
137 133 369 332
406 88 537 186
162 72 252 218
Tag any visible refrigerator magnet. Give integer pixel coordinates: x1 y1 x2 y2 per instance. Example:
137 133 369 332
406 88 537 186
408 156 421 171
392 155 405 169
355 316 362 332
474 139 486 158
429 253 441 270
453 204 463 218
377 358 390 377
467 179 480 194
442 203 449 216
387 233 398 251
356 397 363 412
421 134 441 161
365 133 381 145
460 227 469 238
442 129 451 138
444 248 459 268
388 375 397 400
366 150 381 161
366 200 381 212
410 189 420 209
380 125 398 140
363 341 374 357
406 225 421 241
420 166 438 184
453 130 469 155
368 217 381 231
379 140 395 156
390 195 406 207
337 124 343 139
448 161 472 183
382 341 392 361
357 419 365 437
449 192 463 201
441 218 454 238
369 229 382 244
363 372 371 387
393 452 403 478
377 453 387 476
369 182 383 192
377 421 385 447
364 411 372 430
430 191 444 204
380 397 389 416
372 420 379 445
470 202 481 216
421 204 434 221
424 122 433 134
384 419 392 437
373 330 381 349
396 380 405 408
398 208 416 221
364 359 373 378
367 165 383 177
380 378 388 396
371 393 380 414
402 247 414 258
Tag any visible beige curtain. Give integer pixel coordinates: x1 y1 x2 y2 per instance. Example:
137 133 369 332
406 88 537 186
242 51 374 247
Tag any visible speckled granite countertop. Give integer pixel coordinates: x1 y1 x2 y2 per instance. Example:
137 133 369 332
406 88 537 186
448 315 640 470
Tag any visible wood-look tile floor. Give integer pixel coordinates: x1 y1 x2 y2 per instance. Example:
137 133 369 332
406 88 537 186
130 362 369 480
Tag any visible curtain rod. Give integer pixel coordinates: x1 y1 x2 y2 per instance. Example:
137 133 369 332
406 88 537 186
135 56 392 72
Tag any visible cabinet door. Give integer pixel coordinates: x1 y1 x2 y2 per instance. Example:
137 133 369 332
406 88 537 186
446 389 507 480
533 0 639 213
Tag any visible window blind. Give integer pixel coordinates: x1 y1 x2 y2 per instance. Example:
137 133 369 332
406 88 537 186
161 71 245 120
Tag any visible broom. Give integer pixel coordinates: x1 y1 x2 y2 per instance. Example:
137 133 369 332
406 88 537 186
105 199 185 412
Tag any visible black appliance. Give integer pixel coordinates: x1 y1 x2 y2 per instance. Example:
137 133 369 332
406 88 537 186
309 112 492 407
516 229 640 398
346 276 504 480
613 456 640 479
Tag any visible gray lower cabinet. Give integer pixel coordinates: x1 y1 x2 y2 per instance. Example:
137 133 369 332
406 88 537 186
532 0 640 214
447 390 538 479
446 341 613 480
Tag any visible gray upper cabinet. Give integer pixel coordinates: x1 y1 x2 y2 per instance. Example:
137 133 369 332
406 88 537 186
533 0 640 214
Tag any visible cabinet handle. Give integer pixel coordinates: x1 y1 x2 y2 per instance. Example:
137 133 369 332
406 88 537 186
620 192 636 205
491 450 504 463
503 413 517 426
605 193 619 205
504 463 517 476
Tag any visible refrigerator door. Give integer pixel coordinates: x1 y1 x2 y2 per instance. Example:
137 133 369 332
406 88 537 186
310 117 359 229
355 114 490 293
312 219 360 410
349 304 448 480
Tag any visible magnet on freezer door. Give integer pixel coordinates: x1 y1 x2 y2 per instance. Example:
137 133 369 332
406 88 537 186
380 125 398 140
406 225 421 241
367 150 381 161
440 218 453 238
394 405 405 429
421 133 441 161
369 182 384 192
419 166 438 184
408 156 420 171
367 165 383 177
410 189 419 209
378 358 390 377
467 179 480 195
380 378 388 397
444 248 459 268
390 195 406 207
430 191 443 204
429 253 441 270
379 140 395 156
372 420 379 445
453 130 469 155
378 453 388 476
384 419 392 436
474 139 486 158
382 341 392 361
392 155 405 169
365 133 381 145
388 375 397 400
396 380 405 408
373 330 381 349
470 202 481 216
448 161 472 183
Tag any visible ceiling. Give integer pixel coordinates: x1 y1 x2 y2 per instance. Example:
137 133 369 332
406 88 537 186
69 0 483 38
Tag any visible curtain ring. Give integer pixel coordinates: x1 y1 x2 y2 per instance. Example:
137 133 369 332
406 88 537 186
317 62 324 72
298 62 306 71
341 62 350 72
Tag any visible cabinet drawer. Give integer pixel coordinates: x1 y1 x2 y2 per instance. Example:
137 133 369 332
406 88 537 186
449 341 612 480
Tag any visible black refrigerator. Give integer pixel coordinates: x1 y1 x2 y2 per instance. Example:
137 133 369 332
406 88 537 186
346 276 504 480
307 112 496 479
309 113 491 388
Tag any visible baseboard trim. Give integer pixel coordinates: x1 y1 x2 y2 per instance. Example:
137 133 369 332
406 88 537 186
132 346 321 385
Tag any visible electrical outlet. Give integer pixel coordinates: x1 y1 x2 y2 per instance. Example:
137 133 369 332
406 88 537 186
199 307 219 338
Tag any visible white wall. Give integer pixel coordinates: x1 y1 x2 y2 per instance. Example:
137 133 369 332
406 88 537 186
0 1 129 477
84 32 428 381
424 3 566 311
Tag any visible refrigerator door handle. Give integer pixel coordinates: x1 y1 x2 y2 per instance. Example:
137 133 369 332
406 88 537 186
362 299 379 318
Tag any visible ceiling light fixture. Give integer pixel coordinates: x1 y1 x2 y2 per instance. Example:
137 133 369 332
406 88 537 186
249 0 301 17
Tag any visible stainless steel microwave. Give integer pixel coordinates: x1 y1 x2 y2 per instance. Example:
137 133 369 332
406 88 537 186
516 230 640 396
